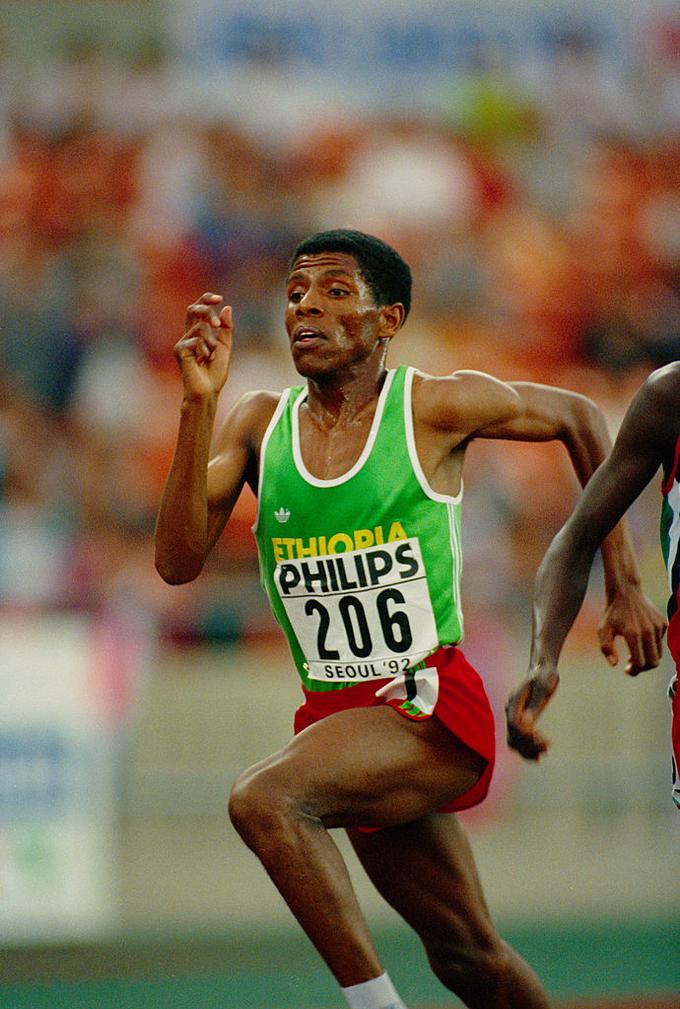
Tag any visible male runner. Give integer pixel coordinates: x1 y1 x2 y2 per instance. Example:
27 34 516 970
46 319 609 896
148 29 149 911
506 362 678 810
155 229 664 1009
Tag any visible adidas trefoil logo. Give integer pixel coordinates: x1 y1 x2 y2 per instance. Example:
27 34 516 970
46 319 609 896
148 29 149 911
275 506 291 524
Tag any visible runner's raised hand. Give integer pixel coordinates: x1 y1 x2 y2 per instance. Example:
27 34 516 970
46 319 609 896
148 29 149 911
175 293 233 399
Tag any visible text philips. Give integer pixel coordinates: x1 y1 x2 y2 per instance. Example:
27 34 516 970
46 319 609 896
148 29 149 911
277 542 419 597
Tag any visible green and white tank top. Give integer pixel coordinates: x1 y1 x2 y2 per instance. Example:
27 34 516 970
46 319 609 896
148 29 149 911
253 365 464 692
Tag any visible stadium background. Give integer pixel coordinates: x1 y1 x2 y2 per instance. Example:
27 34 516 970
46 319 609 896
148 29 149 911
0 1 678 1006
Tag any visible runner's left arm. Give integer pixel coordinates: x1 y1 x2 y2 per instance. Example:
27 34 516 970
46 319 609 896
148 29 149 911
504 374 672 759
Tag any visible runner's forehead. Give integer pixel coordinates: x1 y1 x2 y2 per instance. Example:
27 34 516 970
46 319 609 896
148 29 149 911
287 252 362 281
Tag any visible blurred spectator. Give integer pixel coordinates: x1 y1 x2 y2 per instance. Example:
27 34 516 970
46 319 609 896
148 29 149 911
0 11 676 654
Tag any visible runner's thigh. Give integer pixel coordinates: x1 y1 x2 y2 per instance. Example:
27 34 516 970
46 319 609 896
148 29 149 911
247 705 485 829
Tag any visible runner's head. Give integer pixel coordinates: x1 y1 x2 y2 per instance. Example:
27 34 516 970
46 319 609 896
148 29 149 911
290 229 411 322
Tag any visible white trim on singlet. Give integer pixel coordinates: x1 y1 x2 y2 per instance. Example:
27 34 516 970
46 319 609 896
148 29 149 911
403 366 463 504
446 498 465 635
291 369 396 487
666 479 680 596
251 389 291 534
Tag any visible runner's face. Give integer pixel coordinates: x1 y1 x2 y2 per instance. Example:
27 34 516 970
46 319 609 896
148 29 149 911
285 253 384 377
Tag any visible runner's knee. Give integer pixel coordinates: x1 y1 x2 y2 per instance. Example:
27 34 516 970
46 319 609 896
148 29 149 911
230 764 278 837
228 761 308 845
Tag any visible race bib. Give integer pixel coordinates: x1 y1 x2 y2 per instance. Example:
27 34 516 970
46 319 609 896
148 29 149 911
274 537 438 681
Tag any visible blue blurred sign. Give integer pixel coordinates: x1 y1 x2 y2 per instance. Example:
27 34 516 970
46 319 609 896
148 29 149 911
0 728 67 821
169 0 636 83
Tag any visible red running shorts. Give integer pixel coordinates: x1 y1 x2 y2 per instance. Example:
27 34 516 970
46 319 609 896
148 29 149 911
293 644 495 813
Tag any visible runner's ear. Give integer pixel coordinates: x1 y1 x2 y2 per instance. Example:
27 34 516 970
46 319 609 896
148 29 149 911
378 303 405 338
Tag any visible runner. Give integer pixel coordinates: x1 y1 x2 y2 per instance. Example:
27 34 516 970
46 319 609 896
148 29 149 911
155 229 664 1009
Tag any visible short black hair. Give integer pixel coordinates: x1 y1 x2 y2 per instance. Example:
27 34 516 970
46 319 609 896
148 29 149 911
289 228 412 320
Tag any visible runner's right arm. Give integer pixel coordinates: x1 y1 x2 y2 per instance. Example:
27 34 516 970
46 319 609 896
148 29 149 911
154 293 274 585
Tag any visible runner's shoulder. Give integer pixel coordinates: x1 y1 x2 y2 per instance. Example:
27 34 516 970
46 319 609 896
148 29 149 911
222 389 283 447
617 364 680 460
644 362 680 410
411 368 519 430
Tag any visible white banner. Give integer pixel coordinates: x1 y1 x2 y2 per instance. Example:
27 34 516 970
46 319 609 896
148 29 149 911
0 613 144 941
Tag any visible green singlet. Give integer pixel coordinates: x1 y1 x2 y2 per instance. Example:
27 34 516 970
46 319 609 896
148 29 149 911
253 365 464 692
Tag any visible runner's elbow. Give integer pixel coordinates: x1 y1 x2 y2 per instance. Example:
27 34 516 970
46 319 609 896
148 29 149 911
154 552 203 585
562 391 608 442
157 568 199 586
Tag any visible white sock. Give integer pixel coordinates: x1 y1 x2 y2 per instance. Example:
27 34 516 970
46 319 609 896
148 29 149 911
341 971 407 1009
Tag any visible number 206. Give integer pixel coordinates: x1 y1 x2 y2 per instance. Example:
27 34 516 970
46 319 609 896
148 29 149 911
304 588 413 660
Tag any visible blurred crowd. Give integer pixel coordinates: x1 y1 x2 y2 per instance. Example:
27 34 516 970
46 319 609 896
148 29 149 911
1 15 679 655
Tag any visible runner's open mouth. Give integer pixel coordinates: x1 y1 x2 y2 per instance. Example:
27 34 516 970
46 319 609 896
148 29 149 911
293 327 326 345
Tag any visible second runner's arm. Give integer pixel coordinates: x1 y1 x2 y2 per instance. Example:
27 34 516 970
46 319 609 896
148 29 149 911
505 373 673 759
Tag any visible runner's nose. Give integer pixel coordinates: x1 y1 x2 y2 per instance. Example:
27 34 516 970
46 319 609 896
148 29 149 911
296 290 323 317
